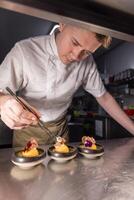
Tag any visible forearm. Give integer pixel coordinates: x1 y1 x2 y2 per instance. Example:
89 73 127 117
96 92 134 135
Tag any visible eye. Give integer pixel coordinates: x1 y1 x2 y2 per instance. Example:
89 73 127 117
72 40 78 46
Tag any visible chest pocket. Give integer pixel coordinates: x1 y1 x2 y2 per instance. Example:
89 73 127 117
25 80 47 99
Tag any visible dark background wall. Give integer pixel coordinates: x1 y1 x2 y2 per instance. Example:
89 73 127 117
0 8 55 63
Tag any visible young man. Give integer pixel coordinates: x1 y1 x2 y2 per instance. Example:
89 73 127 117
0 24 134 147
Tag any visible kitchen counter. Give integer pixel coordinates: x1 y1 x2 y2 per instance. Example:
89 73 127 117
1 138 134 200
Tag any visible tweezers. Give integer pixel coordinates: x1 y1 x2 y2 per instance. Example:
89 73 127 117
6 87 56 141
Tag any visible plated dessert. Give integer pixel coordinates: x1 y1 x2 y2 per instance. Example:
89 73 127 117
20 138 39 157
48 137 77 162
11 138 46 169
82 136 97 150
54 137 69 153
77 136 104 159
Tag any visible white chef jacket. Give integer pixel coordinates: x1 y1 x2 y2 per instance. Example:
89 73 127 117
0 32 106 122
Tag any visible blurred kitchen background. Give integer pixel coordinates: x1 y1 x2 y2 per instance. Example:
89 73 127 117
0 8 134 147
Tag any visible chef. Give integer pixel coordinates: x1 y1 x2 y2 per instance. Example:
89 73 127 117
0 23 134 147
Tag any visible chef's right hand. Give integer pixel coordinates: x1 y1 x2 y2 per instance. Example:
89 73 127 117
0 95 40 129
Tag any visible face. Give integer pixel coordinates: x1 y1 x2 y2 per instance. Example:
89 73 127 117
56 24 101 64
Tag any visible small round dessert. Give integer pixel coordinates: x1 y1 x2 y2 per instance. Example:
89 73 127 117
11 148 46 169
48 145 77 163
78 143 104 159
77 136 104 159
21 148 39 157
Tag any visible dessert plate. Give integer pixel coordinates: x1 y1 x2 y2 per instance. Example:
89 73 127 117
48 145 77 163
11 148 46 169
77 143 104 159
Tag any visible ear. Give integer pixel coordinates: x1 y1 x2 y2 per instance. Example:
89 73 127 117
59 23 66 32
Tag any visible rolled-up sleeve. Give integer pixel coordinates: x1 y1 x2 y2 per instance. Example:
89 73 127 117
83 56 106 98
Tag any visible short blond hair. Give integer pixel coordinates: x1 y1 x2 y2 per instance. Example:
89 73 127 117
95 33 112 48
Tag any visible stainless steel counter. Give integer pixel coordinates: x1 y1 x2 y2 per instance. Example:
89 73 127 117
1 138 134 200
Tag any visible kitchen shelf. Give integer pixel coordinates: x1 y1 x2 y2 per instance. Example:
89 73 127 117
106 77 134 87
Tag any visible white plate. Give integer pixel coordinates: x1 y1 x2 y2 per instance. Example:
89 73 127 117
48 145 77 163
11 148 46 169
49 153 77 163
79 151 104 159
11 158 45 169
